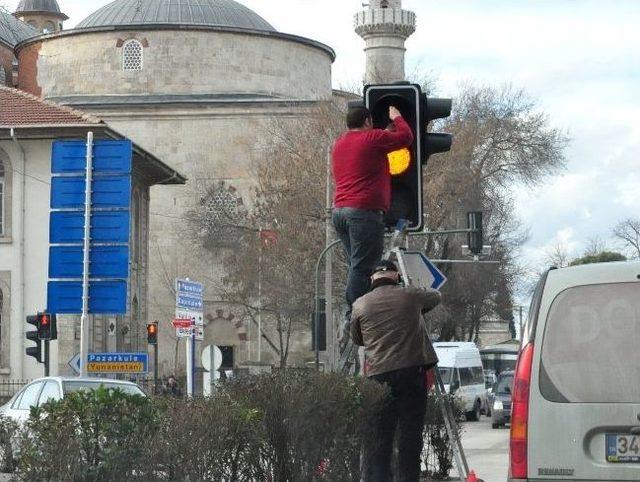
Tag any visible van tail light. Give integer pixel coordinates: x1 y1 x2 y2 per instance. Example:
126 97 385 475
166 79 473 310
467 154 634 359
509 342 534 479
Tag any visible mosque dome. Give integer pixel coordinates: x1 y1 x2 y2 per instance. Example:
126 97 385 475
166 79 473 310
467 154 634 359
0 10 38 46
77 0 276 32
14 0 68 20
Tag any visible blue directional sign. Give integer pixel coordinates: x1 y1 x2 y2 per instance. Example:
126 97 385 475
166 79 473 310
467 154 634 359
49 245 129 279
50 176 132 209
419 253 447 290
47 280 127 314
87 352 148 374
176 294 204 311
47 139 132 315
177 280 204 297
50 211 130 244
52 140 132 175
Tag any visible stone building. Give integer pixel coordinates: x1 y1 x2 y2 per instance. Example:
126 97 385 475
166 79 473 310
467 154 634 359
13 0 67 34
0 9 36 87
13 0 335 373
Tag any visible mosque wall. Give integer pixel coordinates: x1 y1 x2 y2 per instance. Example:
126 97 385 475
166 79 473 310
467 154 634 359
18 29 333 101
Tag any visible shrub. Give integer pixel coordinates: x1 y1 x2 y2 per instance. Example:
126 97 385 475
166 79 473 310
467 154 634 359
422 392 465 480
15 387 160 481
0 415 18 473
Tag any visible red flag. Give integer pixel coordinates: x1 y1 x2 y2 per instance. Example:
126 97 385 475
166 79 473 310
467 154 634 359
260 229 278 247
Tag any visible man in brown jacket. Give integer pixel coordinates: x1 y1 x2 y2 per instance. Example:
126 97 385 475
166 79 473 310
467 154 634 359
351 259 441 482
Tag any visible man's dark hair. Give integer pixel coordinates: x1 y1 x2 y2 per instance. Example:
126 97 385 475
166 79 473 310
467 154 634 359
346 106 372 129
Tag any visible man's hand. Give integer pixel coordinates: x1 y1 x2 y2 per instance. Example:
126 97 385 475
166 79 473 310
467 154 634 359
389 106 401 121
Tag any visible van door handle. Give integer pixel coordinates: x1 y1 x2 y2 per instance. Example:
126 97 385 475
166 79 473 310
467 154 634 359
630 426 640 435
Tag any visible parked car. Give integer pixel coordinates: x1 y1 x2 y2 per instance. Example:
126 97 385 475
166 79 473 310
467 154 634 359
490 370 513 429
434 342 486 421
0 377 145 423
509 261 640 481
483 370 497 416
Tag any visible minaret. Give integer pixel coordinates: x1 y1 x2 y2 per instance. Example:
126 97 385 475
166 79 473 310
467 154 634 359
13 0 68 34
354 0 416 84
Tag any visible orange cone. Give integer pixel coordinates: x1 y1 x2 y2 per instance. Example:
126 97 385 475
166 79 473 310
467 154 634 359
466 470 479 482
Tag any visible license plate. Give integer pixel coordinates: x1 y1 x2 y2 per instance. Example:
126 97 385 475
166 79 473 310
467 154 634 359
606 434 640 462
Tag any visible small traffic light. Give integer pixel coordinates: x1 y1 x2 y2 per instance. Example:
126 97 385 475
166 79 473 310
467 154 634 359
147 322 158 345
26 315 42 363
37 313 56 341
467 211 483 255
365 83 424 231
422 96 453 160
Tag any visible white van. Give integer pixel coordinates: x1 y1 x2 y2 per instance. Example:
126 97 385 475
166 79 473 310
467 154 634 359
509 261 640 481
434 342 486 421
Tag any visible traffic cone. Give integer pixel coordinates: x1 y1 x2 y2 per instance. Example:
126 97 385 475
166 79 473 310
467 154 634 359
466 470 483 482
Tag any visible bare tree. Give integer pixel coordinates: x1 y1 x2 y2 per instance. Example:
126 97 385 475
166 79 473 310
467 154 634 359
613 218 640 258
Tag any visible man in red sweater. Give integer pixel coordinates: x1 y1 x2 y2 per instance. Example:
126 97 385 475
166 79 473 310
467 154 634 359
332 105 414 318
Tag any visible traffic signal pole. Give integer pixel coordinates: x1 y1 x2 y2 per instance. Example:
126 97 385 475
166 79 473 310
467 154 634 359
44 340 50 377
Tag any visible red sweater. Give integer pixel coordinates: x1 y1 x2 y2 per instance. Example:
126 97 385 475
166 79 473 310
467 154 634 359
332 116 414 212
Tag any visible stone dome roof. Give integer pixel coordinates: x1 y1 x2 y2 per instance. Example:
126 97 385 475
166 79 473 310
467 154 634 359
15 0 68 19
77 0 276 32
0 10 38 46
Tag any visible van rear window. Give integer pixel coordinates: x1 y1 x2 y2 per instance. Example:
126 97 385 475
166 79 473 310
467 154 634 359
540 282 640 403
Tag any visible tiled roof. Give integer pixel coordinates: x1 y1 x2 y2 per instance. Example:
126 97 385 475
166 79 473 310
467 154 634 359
0 86 103 127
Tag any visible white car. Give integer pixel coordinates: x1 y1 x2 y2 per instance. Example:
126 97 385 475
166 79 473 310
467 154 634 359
510 261 640 481
434 342 486 421
0 377 145 423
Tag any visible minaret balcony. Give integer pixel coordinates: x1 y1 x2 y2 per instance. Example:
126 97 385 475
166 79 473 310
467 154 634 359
354 8 416 38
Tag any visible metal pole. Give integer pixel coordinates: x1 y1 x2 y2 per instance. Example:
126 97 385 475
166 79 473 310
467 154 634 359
258 228 262 362
191 330 196 395
324 151 334 370
519 305 524 340
44 340 50 377
314 239 342 370
186 336 193 396
79 132 93 378
153 341 158 394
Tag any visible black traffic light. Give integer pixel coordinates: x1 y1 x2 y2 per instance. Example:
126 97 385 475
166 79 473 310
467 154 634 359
423 96 453 159
147 322 158 345
467 211 483 255
365 83 424 231
26 315 42 363
37 312 56 341
312 297 327 352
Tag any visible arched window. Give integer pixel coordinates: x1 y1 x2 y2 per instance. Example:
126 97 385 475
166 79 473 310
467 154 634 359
26 20 38 29
0 66 5 86
197 183 243 248
42 21 56 33
0 161 5 236
122 39 143 71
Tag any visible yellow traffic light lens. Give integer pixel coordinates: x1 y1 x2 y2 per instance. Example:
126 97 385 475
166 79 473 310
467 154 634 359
387 148 412 176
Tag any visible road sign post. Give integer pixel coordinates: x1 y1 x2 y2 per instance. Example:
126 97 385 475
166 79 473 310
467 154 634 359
48 135 133 377
176 279 204 397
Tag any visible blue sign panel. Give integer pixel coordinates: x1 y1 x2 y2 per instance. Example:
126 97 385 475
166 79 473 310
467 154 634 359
176 294 204 311
87 352 147 374
419 253 447 290
49 245 129 279
176 279 204 297
47 280 127 314
50 211 130 244
52 140 132 175
51 176 131 209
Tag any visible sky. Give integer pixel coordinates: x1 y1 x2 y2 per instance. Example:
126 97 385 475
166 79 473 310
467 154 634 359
9 0 640 291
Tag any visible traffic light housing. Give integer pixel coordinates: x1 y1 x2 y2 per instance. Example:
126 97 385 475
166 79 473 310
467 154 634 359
26 315 41 363
365 83 424 231
147 322 158 345
467 211 483 255
37 312 56 341
423 96 453 158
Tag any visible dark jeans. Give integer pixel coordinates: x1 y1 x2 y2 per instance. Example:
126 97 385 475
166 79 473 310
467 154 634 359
365 366 428 482
332 207 385 312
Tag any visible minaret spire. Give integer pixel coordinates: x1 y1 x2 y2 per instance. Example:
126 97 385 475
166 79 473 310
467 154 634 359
354 0 416 84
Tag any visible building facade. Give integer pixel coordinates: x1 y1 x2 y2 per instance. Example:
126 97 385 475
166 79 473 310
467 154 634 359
13 0 335 372
0 86 185 378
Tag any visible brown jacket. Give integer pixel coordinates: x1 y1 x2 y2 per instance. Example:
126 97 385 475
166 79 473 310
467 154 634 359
351 282 441 377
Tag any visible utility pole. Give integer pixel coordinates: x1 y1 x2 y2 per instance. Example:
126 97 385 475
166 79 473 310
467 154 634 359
325 151 335 370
